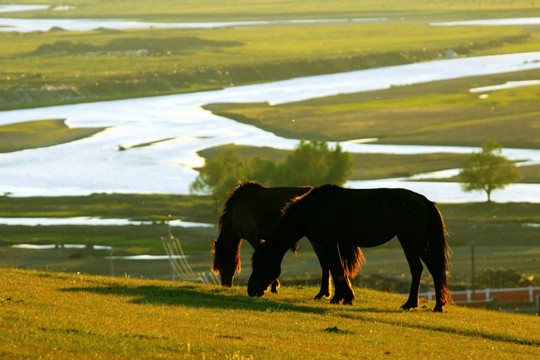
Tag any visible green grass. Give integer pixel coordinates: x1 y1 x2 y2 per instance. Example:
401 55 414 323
0 268 539 359
0 119 104 153
1 0 539 109
204 69 540 149
4 0 540 21
0 193 216 222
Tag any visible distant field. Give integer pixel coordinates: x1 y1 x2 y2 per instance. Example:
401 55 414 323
1 269 538 359
204 68 540 149
5 0 540 21
1 0 539 109
0 119 104 153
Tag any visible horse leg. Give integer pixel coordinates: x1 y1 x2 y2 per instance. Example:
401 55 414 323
399 237 424 310
420 253 445 312
311 242 331 299
270 279 280 293
325 243 354 305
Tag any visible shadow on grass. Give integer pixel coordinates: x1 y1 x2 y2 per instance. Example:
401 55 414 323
60 284 539 346
60 283 402 316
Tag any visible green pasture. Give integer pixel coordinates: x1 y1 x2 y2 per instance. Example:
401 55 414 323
0 269 539 359
205 69 540 149
3 0 540 21
2 0 540 109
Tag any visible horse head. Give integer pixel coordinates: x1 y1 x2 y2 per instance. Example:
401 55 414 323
212 238 240 287
247 242 281 297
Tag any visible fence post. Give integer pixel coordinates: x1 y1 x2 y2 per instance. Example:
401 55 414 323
466 289 472 302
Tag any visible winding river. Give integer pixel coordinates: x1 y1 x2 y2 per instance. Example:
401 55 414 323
1 10 540 202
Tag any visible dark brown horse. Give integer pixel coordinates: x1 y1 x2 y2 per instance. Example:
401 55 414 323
211 182 363 298
248 184 452 312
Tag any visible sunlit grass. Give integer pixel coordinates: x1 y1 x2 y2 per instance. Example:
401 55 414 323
5 0 540 21
0 2 536 109
0 119 104 153
0 268 538 359
205 69 540 149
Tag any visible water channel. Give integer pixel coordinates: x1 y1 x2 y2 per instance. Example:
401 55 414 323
1 9 540 202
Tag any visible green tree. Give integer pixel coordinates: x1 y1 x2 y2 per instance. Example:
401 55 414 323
190 140 353 205
459 141 521 202
277 139 352 186
190 150 246 205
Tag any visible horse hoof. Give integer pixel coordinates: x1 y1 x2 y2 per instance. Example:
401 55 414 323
314 292 329 300
330 298 342 304
400 303 418 311
343 299 354 305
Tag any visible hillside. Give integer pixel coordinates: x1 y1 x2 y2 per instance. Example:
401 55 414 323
1 269 538 359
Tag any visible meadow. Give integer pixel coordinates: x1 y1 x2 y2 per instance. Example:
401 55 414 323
1 268 539 359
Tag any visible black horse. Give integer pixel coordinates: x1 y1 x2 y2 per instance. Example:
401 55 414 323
248 184 452 312
212 182 364 298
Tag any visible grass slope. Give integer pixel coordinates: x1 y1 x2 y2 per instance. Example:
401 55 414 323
1 269 539 359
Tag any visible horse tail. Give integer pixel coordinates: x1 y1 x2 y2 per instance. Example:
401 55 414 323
338 243 366 278
425 202 453 306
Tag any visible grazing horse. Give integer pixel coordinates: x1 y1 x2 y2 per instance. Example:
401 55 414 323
248 184 452 312
211 182 363 299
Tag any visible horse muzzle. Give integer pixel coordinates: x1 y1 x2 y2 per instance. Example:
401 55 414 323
248 288 265 297
247 277 268 297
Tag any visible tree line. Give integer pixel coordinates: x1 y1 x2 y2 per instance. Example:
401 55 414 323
191 139 521 205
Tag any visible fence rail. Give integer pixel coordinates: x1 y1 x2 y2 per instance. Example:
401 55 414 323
413 286 540 304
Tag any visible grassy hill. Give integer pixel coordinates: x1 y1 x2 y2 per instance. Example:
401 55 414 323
1 268 538 359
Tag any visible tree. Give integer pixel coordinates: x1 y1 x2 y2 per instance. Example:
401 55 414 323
190 140 353 205
459 141 521 202
277 139 352 186
190 150 246 205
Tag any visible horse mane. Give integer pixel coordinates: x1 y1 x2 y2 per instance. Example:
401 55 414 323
218 181 267 228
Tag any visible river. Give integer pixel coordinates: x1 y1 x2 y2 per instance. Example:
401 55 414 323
1 11 539 202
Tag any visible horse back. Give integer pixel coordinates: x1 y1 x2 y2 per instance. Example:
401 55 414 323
301 185 432 245
225 183 311 242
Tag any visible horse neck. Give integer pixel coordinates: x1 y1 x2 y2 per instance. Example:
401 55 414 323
270 201 307 252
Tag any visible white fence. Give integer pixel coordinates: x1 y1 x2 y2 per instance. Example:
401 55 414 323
414 286 540 304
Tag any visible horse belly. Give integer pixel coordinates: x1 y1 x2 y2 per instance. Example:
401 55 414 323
307 215 396 248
